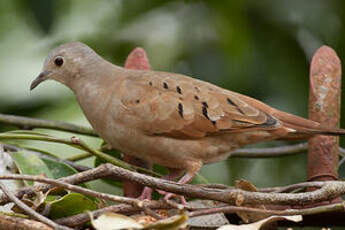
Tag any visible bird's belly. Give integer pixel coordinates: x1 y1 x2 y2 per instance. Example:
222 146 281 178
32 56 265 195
95 119 276 169
96 122 236 168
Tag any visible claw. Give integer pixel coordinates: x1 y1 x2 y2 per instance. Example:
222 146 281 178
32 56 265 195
164 192 187 205
138 186 153 200
138 169 198 206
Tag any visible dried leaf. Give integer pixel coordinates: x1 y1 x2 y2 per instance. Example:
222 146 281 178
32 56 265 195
234 179 268 223
143 214 188 230
91 212 143 230
217 215 302 230
235 179 258 192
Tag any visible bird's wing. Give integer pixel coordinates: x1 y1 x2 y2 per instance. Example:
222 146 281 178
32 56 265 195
119 70 280 138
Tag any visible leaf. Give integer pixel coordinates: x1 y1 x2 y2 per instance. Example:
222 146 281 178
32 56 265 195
234 179 268 223
48 193 97 219
41 158 78 179
143 214 188 230
41 157 93 197
11 151 54 186
216 215 302 230
91 212 143 230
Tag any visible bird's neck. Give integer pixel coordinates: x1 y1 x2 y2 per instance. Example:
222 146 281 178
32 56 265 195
70 63 124 131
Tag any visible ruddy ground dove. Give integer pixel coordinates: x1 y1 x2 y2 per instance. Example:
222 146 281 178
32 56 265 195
31 42 345 201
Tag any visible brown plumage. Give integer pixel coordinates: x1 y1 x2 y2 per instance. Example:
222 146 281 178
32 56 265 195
31 42 345 201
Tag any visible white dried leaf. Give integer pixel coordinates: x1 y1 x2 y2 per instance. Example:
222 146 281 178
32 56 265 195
91 212 144 230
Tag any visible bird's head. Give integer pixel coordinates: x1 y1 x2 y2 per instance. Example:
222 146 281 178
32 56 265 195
30 42 98 90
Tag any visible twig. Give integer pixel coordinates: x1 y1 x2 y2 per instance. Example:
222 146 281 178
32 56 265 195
0 174 140 206
4 164 345 207
65 152 92 162
102 163 345 206
0 182 72 230
3 163 345 207
0 133 160 177
230 142 308 158
188 201 345 217
55 201 167 227
0 163 112 205
0 113 97 136
258 181 325 193
56 199 345 228
0 214 53 230
232 142 345 158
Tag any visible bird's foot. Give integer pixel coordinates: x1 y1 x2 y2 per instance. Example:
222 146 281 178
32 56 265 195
138 186 153 200
164 192 187 205
138 187 187 205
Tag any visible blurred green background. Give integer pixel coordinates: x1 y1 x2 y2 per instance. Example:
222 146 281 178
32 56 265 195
1 0 345 191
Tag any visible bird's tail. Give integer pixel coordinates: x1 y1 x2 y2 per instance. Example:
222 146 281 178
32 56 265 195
272 110 345 140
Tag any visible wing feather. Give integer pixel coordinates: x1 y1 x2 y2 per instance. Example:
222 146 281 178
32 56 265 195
119 70 280 138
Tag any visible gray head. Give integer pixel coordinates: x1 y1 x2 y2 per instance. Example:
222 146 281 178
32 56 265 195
30 42 101 90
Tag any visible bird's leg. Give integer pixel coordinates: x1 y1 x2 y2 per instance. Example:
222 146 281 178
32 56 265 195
163 171 196 205
138 168 184 201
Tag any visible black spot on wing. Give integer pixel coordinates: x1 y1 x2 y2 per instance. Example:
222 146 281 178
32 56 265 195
257 113 278 127
202 106 209 120
202 106 217 126
226 97 236 106
202 101 208 108
227 97 244 115
163 82 168 89
149 81 153 86
178 103 184 118
194 95 199 100
176 86 182 94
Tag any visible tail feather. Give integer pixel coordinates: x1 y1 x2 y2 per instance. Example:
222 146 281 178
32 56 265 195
273 110 345 139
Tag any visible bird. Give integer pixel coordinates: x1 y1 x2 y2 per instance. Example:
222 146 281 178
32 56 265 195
31 42 345 202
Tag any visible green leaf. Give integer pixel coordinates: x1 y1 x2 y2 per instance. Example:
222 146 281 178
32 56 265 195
48 193 97 219
11 151 53 186
41 158 78 179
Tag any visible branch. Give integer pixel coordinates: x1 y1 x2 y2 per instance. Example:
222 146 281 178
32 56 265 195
0 214 53 230
3 163 345 207
188 201 345 217
1 163 345 227
230 143 307 158
101 163 345 206
0 133 160 177
0 182 72 230
0 163 112 205
0 113 97 136
55 199 345 227
55 201 168 227
0 174 142 206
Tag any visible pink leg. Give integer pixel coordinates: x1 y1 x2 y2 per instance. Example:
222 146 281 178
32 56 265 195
164 171 196 205
137 168 184 201
138 186 154 200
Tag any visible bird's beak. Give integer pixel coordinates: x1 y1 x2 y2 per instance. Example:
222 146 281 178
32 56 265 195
30 71 50 91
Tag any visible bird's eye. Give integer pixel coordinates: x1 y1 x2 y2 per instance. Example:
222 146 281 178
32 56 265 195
54 57 64 67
